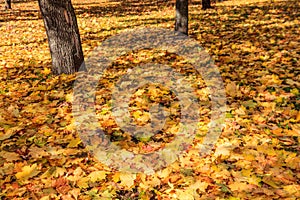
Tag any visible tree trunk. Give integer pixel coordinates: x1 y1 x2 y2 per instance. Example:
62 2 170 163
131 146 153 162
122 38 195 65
5 0 12 9
38 0 85 75
202 0 212 10
175 0 188 35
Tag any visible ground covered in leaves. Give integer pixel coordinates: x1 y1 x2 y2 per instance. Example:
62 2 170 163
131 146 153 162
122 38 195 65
0 0 299 199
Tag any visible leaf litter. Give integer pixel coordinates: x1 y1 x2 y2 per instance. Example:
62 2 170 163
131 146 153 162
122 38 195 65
0 0 299 199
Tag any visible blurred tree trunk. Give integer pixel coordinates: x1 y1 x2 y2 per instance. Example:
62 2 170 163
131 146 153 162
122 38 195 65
175 0 188 35
5 0 11 9
38 0 85 75
202 0 212 10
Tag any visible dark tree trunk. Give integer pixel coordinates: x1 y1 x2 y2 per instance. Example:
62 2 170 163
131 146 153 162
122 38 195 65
175 0 188 35
38 0 85 75
202 0 212 10
5 0 12 9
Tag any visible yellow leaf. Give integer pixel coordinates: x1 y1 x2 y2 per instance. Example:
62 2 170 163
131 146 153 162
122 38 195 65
285 156 300 169
15 163 40 180
100 190 114 198
40 196 50 200
214 142 232 158
67 167 84 182
248 175 261 186
260 102 276 111
296 111 300 122
2 126 23 140
69 188 81 200
275 96 284 103
157 167 172 179
272 74 282 84
262 176 279 188
257 145 276 156
272 128 283 136
270 38 276 44
228 197 240 200
243 152 255 161
132 110 142 119
0 151 20 161
177 189 195 200
112 172 120 183
54 167 67 177
65 119 76 131
189 180 208 193
259 55 269 61
88 171 107 182
226 82 240 97
291 88 299 95
42 67 51 75
283 185 300 196
65 93 73 102
228 181 248 191
77 177 90 189
241 169 252 177
119 172 136 188
77 177 89 188
253 114 266 123
140 174 160 190
67 138 82 148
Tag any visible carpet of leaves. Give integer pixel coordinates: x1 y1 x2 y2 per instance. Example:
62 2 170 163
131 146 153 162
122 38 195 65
0 0 299 199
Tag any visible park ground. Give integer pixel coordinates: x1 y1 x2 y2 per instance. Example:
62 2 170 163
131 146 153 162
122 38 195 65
0 0 299 199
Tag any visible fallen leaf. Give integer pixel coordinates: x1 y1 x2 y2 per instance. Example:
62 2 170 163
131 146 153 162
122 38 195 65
15 164 40 180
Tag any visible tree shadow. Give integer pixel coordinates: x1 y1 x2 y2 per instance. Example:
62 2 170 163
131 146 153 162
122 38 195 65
189 0 299 86
12 0 36 2
190 0 299 40
0 0 174 23
80 16 174 44
0 9 40 23
74 0 174 18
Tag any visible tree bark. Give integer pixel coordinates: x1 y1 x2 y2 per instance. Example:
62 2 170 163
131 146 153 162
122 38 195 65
202 0 212 10
5 0 12 9
175 0 188 35
38 0 85 75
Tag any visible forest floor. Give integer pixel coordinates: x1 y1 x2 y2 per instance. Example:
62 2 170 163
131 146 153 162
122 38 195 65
0 0 299 199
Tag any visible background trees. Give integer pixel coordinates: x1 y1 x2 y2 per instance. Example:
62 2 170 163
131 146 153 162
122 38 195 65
38 0 85 75
36 0 214 75
175 0 188 35
5 0 11 9
202 0 212 10
36 0 213 75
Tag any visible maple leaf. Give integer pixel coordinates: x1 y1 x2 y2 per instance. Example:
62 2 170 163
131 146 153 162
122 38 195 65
189 180 209 193
88 171 107 182
41 67 51 75
54 177 71 194
283 185 300 196
214 141 233 159
176 189 195 200
0 151 20 162
77 177 90 189
119 172 137 189
67 138 82 148
228 181 249 192
226 82 240 97
15 163 40 180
